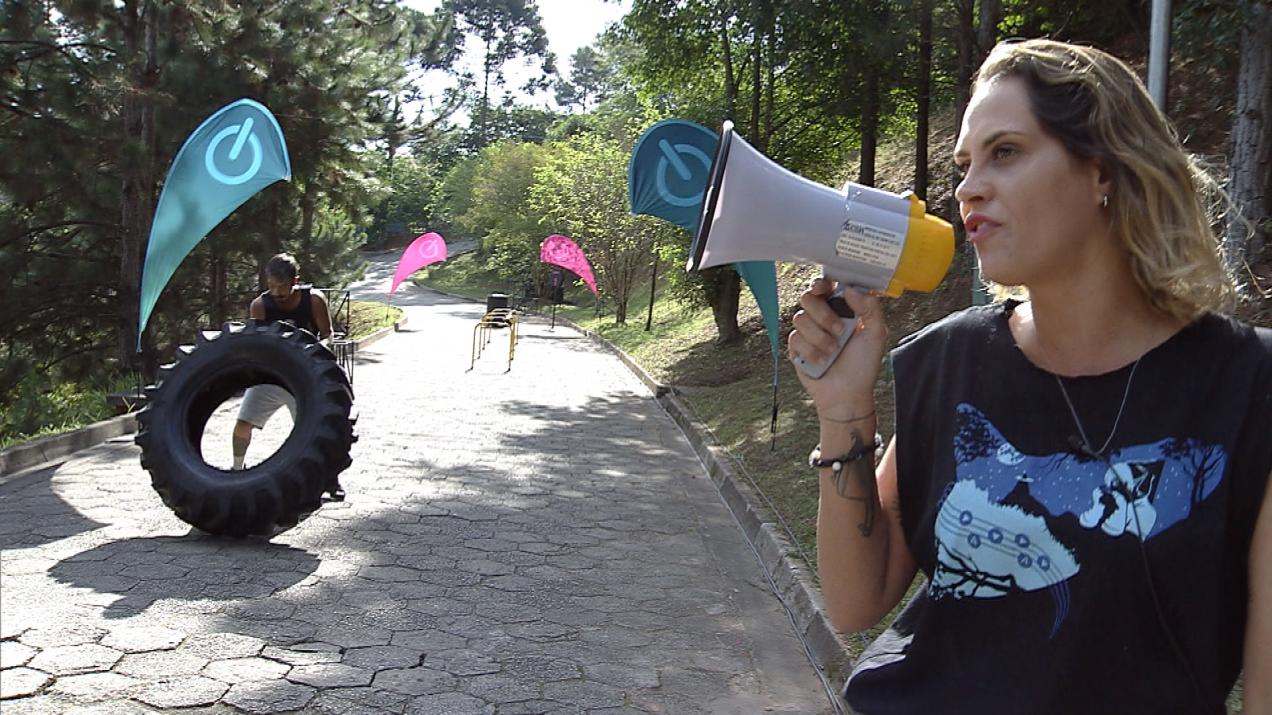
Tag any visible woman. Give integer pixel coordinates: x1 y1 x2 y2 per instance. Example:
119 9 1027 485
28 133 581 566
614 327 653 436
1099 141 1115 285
788 39 1270 714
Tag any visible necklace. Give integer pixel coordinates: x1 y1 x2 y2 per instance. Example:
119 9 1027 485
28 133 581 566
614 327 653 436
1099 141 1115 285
1054 356 1142 459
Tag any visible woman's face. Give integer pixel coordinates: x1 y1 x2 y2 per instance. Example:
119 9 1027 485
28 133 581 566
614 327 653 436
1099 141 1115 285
954 76 1109 289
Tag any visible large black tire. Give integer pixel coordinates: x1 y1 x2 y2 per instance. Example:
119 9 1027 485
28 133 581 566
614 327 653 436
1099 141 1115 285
135 320 355 537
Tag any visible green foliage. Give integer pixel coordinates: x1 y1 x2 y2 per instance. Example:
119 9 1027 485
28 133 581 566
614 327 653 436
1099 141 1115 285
529 132 683 323
367 156 443 248
996 0 1143 46
458 103 563 151
434 156 482 242
0 0 456 396
1173 0 1244 71
460 140 549 281
0 371 139 449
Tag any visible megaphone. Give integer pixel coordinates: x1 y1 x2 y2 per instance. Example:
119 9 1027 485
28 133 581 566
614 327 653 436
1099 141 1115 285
688 121 954 378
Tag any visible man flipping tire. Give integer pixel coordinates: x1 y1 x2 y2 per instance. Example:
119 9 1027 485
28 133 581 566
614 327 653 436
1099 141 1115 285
231 253 344 501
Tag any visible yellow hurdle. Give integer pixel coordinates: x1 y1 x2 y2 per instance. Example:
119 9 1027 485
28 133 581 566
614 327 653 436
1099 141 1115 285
469 308 520 372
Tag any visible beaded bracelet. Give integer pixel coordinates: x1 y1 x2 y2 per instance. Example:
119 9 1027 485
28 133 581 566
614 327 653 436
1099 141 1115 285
809 434 883 536
808 434 883 471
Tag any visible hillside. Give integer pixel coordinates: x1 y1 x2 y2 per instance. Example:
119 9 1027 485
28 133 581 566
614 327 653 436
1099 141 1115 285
706 59 1271 401
593 72 1268 587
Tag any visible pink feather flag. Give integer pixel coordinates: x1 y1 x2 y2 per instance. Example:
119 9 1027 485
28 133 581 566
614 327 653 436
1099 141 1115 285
389 232 447 296
539 234 597 296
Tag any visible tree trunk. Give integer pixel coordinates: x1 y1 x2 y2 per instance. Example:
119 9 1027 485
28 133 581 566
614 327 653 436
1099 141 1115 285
119 0 159 377
267 194 283 260
764 36 775 147
915 0 933 200
720 19 737 120
1225 0 1271 278
951 0 977 222
859 72 880 187
954 0 976 133
210 252 227 327
704 266 742 344
615 292 627 324
479 35 493 147
976 0 1001 59
749 2 764 140
385 97 401 169
711 11 743 345
646 252 658 332
300 183 317 267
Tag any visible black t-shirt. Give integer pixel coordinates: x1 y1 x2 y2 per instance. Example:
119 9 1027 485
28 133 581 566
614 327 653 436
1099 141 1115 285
261 287 316 335
844 301 1272 715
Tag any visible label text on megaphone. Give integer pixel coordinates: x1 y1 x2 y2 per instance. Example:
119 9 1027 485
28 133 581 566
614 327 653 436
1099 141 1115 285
836 220 905 271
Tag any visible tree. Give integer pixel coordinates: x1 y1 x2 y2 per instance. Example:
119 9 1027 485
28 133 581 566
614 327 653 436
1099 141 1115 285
0 0 453 409
447 0 556 148
117 0 159 369
555 46 611 111
622 1 757 342
459 100 561 150
1 0 173 385
460 140 548 281
530 134 679 324
432 154 482 242
915 0 934 199
368 156 442 248
1224 0 1271 278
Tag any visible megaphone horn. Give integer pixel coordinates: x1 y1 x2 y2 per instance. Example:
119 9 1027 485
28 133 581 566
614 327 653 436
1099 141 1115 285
688 121 954 378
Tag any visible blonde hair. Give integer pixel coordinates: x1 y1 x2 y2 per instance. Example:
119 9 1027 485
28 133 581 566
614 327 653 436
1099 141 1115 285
972 38 1234 320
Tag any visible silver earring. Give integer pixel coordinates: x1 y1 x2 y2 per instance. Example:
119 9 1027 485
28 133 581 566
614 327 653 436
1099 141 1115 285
1102 194 1109 209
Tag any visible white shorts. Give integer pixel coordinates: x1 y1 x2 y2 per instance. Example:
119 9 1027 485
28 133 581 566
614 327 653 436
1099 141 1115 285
236 384 296 428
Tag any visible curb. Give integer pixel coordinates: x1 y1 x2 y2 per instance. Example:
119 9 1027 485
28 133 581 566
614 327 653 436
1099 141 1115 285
0 318 408 481
0 413 138 478
554 314 856 698
351 314 408 351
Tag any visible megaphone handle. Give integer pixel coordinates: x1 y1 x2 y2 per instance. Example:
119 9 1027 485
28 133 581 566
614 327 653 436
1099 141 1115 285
793 285 857 380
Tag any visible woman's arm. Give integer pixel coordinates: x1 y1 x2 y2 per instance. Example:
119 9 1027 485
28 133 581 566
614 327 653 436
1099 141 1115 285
816 430 918 633
790 278 918 633
1244 470 1272 713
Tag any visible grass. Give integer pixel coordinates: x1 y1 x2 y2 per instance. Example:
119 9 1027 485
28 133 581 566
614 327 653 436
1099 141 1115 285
346 300 403 340
412 250 508 300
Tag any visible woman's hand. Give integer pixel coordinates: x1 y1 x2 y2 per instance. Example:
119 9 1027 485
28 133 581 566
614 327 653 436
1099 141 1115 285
788 278 889 422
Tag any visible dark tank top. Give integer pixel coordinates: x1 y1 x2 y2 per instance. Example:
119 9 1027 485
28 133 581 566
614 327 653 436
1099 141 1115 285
843 301 1272 715
261 287 316 334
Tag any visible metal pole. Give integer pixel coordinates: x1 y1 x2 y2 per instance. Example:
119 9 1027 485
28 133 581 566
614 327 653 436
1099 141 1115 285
1148 0 1172 110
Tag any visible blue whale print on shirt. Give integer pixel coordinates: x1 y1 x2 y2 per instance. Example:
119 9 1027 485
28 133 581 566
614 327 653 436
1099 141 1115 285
930 404 1226 636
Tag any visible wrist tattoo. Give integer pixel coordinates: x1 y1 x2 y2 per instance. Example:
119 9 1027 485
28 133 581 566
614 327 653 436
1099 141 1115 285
820 409 875 424
827 432 879 537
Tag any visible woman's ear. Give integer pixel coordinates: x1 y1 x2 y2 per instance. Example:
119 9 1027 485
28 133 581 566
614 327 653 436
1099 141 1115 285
1092 158 1114 206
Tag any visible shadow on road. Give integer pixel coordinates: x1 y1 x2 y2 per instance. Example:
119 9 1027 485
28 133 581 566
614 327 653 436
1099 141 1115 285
0 468 112 551
48 535 320 619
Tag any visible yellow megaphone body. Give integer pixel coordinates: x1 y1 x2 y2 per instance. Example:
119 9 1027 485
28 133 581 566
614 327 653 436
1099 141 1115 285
688 121 955 378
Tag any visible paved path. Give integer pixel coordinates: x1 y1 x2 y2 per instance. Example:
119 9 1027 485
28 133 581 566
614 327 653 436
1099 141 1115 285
0 252 835 714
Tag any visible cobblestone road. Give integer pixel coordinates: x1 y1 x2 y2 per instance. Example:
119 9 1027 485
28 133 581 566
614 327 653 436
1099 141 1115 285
0 253 835 714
